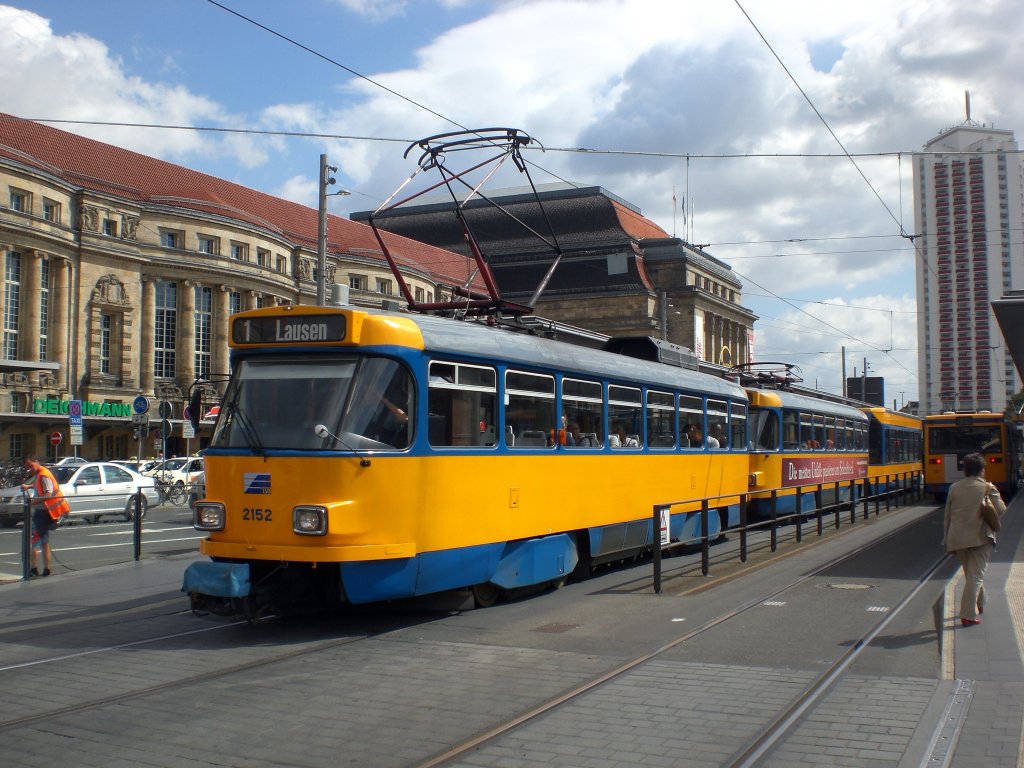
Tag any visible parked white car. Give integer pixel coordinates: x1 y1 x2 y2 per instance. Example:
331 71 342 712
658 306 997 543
144 456 204 487
0 461 159 525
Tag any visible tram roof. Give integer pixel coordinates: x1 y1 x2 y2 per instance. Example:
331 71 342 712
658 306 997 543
406 311 746 399
753 387 868 420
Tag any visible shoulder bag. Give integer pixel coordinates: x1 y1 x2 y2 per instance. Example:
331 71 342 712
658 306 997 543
980 493 1002 532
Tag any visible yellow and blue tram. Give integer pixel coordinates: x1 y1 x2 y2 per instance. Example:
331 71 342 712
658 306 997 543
183 305 753 615
862 407 923 495
923 411 1022 498
745 388 869 518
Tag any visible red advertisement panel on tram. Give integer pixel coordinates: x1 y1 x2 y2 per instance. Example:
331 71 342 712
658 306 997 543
782 457 868 488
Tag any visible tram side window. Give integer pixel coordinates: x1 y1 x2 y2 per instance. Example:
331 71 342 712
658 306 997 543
868 422 883 464
506 370 555 448
730 402 746 450
562 378 604 448
824 416 836 449
812 414 825 450
679 394 703 449
608 385 642 448
751 408 778 451
427 361 497 448
799 412 815 449
782 410 799 450
706 399 728 449
646 390 676 449
857 423 868 451
835 419 847 450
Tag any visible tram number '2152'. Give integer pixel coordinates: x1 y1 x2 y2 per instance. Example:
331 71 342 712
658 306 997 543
243 508 272 521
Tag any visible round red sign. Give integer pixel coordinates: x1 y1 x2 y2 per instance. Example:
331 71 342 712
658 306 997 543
49 431 62 446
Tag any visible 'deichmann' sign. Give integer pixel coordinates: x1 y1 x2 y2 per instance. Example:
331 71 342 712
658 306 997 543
33 398 132 418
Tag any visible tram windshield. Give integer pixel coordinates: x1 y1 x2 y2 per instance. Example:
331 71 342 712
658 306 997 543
210 355 414 451
928 425 1002 454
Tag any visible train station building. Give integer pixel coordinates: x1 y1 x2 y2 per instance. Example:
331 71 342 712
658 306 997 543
352 184 758 369
0 115 482 463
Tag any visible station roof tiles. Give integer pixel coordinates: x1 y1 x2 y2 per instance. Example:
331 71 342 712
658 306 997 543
0 114 481 289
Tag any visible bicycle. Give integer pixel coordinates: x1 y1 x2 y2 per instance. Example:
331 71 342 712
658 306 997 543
156 480 188 507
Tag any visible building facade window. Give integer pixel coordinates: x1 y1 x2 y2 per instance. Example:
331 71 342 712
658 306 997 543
3 251 20 360
9 188 29 212
42 199 60 222
256 248 269 267
276 255 287 273
8 433 23 461
194 285 212 380
38 257 49 361
231 242 248 261
349 274 366 291
197 235 219 255
103 218 118 237
160 229 182 249
376 278 392 295
100 313 112 374
154 281 177 379
229 291 242 315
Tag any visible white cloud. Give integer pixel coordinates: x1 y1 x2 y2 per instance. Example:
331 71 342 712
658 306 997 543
0 6 248 164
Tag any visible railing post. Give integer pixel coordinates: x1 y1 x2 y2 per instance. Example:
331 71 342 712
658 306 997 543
739 495 748 564
815 484 824 536
849 479 856 525
770 490 778 552
862 478 870 519
884 473 891 512
133 490 142 561
700 500 710 576
21 490 31 581
794 488 803 543
833 481 841 529
652 504 663 594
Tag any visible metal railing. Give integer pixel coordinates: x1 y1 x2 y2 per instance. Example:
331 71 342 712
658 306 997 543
14 479 205 581
652 471 924 592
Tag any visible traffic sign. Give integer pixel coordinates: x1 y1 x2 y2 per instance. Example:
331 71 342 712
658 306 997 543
160 418 172 436
49 431 62 446
158 401 173 419
153 429 163 441
68 399 83 427
131 412 148 425
132 395 150 415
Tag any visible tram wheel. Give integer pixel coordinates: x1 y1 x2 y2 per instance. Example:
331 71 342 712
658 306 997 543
471 582 501 608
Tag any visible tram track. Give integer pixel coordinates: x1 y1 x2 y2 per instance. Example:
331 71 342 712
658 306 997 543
0 503 946 767
411 508 947 768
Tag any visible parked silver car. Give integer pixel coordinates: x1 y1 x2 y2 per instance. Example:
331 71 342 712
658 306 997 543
0 461 160 526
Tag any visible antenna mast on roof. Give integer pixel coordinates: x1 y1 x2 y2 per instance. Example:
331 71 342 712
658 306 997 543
367 128 565 316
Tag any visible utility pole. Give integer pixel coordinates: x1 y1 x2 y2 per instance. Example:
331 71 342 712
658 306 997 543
316 153 333 307
316 154 350 307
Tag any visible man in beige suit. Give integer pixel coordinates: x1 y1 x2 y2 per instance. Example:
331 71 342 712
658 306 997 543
944 452 1007 626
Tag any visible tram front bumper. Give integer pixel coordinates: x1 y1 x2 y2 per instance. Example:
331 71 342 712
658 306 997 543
182 561 251 598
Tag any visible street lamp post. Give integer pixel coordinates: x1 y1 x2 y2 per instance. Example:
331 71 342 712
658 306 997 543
316 155 352 306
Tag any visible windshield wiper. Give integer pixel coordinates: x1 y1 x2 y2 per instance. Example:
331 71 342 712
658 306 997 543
224 398 266 458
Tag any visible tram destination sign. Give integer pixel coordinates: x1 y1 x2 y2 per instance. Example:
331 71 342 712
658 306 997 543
232 314 347 344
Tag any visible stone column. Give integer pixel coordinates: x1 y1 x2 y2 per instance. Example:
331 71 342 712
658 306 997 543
214 286 230 377
179 280 196 386
244 290 258 311
22 251 42 362
50 258 71 391
140 277 156 394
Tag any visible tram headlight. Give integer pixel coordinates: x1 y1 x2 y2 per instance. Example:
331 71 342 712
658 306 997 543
293 506 328 536
193 502 225 531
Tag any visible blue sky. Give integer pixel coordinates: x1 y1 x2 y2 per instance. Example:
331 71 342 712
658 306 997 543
3 0 1023 404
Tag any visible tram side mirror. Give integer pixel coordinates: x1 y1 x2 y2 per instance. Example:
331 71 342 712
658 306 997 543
188 388 202 431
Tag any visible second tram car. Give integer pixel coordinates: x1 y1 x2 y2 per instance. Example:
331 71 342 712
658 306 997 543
862 407 923 495
746 387 869 518
924 411 1022 498
184 305 753 616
